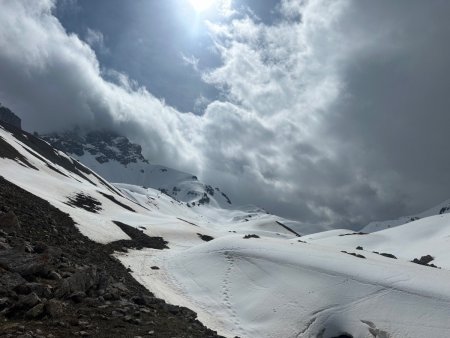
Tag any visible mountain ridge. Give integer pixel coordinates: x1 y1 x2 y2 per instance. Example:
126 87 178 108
40 129 234 209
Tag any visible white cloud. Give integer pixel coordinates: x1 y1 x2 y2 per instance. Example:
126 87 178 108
85 28 109 54
181 53 200 72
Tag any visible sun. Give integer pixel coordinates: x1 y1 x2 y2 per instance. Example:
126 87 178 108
188 0 215 12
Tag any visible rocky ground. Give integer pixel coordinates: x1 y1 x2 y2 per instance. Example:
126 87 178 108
0 176 223 338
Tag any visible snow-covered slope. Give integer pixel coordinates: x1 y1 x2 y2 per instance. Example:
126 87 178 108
41 130 233 208
0 123 147 243
362 199 450 233
3 121 450 337
41 129 326 237
305 213 450 269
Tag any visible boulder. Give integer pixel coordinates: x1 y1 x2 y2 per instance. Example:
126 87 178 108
0 249 52 277
55 266 99 298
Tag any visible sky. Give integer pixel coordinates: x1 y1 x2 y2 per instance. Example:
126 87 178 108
1 0 450 229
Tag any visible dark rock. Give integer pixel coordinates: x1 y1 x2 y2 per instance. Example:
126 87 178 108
416 254 434 265
243 234 260 239
197 233 214 242
0 241 11 250
24 242 34 253
55 266 99 298
25 303 45 319
0 211 20 233
14 283 32 295
110 221 168 251
69 291 86 303
17 292 41 310
339 232 368 237
33 242 48 254
0 297 10 310
83 297 100 308
0 105 22 129
150 266 159 270
111 282 128 293
65 194 102 214
17 283 52 298
380 253 397 259
411 255 439 268
48 270 62 280
0 249 52 277
103 290 120 301
124 315 141 325
356 246 363 250
77 319 90 327
0 269 26 295
341 251 366 259
16 334 32 338
45 299 65 318
131 295 157 306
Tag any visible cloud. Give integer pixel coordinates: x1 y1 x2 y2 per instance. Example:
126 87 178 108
84 28 109 54
1 0 450 228
181 53 200 72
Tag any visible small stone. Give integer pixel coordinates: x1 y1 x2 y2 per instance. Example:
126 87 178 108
69 291 86 303
16 334 32 338
33 242 48 254
111 310 123 318
45 299 64 318
111 282 128 292
78 320 89 327
18 292 41 309
48 271 62 280
24 242 34 253
25 303 45 318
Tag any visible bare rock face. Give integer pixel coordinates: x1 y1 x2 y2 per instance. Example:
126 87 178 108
0 105 21 129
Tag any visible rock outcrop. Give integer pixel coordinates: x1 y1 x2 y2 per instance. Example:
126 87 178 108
0 105 21 130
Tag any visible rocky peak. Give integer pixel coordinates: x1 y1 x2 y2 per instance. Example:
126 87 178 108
41 129 149 166
0 105 22 130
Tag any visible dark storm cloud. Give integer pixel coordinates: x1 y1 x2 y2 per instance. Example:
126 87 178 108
1 0 450 229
